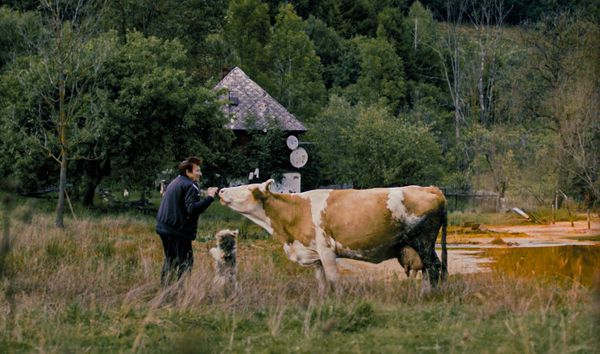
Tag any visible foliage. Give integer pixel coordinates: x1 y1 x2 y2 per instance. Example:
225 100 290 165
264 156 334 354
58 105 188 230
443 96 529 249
260 3 327 121
94 32 230 193
401 1 443 85
224 118 290 184
418 0 599 24
223 0 271 80
343 36 407 113
309 96 442 187
304 15 349 89
1 30 229 206
0 6 39 72
0 0 113 226
519 13 600 204
0 0 598 209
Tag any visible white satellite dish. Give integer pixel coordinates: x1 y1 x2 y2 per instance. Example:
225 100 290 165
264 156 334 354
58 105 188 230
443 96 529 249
286 135 299 150
290 147 308 168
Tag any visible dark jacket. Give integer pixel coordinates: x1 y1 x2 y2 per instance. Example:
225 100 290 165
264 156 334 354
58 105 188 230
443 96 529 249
156 175 214 240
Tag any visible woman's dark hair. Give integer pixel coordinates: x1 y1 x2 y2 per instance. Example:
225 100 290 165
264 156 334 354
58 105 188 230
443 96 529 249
178 156 202 175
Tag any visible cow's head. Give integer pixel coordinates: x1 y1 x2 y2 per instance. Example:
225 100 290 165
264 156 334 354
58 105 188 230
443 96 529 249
218 179 275 233
219 179 273 211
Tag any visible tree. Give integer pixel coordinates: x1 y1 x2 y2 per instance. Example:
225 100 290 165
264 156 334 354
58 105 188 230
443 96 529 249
1 29 230 208
469 124 519 211
522 13 599 203
223 0 271 80
100 0 228 82
469 0 510 126
87 32 230 205
261 4 326 121
432 0 470 140
0 6 39 72
224 118 289 183
343 36 406 113
309 96 442 188
305 96 356 184
400 1 446 101
550 20 600 203
555 80 600 204
1 1 109 227
375 6 405 51
304 15 346 89
291 0 344 29
337 0 377 38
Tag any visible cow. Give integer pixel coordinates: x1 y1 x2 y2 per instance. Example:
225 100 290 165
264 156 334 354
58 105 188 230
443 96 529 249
218 179 447 292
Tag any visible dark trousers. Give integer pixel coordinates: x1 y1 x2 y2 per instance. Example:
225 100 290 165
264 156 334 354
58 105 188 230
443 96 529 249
158 233 193 286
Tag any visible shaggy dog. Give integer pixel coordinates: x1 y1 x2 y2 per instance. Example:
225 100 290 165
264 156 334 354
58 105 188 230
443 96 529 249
398 246 423 279
209 229 238 291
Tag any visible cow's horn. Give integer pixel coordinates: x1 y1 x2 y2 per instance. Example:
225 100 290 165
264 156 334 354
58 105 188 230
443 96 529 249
259 179 274 193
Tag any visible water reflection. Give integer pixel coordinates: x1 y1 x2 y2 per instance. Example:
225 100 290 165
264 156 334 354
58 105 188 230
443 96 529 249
482 245 600 286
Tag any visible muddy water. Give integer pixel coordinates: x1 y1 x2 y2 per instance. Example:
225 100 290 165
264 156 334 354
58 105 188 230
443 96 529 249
481 245 600 286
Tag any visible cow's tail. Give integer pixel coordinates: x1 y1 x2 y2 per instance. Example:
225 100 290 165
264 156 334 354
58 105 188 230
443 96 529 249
441 207 448 282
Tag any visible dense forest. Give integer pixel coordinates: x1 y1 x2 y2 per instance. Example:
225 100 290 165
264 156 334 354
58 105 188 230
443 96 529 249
0 0 598 224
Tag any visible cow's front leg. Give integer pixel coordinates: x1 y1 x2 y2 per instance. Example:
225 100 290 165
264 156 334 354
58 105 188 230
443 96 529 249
317 246 339 291
314 263 328 295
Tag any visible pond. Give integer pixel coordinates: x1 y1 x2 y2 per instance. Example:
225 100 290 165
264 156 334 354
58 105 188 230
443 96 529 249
480 245 600 286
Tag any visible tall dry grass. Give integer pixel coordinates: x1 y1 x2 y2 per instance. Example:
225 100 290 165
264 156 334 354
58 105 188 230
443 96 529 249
0 204 598 353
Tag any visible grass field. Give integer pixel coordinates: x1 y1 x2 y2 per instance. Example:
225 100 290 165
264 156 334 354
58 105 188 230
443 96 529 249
1 198 599 353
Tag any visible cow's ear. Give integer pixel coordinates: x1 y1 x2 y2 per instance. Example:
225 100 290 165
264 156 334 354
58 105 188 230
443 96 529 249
259 179 274 194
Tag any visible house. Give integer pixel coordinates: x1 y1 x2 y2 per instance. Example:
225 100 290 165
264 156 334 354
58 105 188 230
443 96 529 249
213 67 308 192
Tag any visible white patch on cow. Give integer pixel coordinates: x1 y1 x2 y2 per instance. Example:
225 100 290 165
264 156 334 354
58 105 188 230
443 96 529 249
387 188 422 226
300 190 332 249
283 240 320 266
300 189 339 287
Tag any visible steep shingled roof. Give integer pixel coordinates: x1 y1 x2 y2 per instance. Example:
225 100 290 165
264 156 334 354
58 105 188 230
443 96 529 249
213 67 307 132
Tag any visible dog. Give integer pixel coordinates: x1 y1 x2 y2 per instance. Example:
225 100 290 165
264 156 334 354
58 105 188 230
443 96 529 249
209 229 238 291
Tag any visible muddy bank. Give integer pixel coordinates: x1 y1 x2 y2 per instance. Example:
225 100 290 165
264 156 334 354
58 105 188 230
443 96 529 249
338 220 600 283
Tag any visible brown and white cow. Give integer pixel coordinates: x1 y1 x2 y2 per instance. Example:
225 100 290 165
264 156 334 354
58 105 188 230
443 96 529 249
218 179 447 291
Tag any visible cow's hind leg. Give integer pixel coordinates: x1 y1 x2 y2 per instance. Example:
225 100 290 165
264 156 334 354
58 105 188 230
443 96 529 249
426 248 443 287
409 211 445 288
408 240 439 287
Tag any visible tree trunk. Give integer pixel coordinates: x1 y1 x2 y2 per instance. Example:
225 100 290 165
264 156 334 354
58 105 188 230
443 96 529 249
478 46 486 124
454 106 461 139
82 177 100 207
81 158 111 207
55 154 67 228
413 18 418 51
495 182 506 212
55 65 67 228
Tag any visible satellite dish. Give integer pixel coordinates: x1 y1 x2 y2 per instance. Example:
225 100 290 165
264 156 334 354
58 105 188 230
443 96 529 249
290 147 308 168
286 135 299 150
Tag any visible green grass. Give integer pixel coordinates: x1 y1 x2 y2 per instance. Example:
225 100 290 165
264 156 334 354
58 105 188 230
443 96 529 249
0 198 599 353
